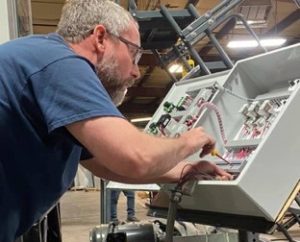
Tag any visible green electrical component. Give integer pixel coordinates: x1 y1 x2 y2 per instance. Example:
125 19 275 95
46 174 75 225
176 96 186 111
176 95 193 111
163 101 176 113
148 123 158 135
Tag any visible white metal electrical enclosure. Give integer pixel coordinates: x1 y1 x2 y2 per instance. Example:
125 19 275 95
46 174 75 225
146 43 300 229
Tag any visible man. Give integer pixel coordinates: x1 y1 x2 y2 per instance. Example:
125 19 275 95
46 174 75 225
0 0 232 241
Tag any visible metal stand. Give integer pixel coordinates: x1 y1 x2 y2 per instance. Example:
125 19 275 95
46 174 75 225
100 179 110 224
276 223 297 242
17 204 62 242
148 194 300 242
165 190 183 242
274 194 300 242
160 1 268 78
130 0 267 81
238 230 261 242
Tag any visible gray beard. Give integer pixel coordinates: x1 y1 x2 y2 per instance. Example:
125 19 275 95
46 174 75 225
95 55 129 106
109 87 127 107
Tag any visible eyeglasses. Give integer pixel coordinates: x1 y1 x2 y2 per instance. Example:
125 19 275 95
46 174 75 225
109 32 143 65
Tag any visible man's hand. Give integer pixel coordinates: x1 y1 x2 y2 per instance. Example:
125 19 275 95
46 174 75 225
177 161 233 185
191 161 233 180
180 127 216 157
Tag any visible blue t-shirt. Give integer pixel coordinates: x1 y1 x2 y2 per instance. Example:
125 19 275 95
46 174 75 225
0 33 123 241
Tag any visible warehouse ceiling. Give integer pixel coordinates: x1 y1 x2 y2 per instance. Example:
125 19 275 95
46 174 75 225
30 0 300 126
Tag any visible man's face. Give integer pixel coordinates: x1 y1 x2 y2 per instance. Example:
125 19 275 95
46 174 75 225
96 22 141 106
96 52 134 106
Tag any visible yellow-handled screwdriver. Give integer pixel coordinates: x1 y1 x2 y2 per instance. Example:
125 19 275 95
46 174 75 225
211 149 231 164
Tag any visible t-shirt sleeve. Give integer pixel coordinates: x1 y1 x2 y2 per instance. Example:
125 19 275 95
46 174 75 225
29 56 124 132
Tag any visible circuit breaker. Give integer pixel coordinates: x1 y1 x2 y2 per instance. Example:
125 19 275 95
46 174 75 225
146 43 300 227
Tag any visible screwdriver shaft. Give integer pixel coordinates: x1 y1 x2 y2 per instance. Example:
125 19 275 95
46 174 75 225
215 153 231 164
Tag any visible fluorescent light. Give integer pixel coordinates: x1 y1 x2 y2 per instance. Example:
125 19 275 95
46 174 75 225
247 20 267 25
130 117 152 123
227 38 287 49
228 40 258 48
237 20 267 25
168 64 183 73
260 38 287 47
235 20 268 29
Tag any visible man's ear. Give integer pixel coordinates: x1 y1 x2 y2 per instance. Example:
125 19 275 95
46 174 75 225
94 25 107 51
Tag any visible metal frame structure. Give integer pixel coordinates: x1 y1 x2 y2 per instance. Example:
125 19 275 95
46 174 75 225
130 0 267 82
160 1 267 78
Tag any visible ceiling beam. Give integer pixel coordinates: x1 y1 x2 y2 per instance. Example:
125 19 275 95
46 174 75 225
185 0 200 8
277 0 295 2
195 8 300 59
198 18 236 56
264 8 300 35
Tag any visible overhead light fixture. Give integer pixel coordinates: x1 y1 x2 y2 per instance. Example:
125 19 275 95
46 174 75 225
227 38 287 49
246 20 266 25
168 63 183 73
235 20 268 28
130 117 152 123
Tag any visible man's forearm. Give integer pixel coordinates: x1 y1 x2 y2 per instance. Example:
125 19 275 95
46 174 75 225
67 117 214 180
80 158 190 184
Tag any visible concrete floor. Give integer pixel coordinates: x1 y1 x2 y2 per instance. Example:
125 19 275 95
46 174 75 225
60 191 100 242
60 190 300 242
60 190 149 242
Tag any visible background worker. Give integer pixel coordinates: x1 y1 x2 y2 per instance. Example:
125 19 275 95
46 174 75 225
0 0 232 241
110 190 139 223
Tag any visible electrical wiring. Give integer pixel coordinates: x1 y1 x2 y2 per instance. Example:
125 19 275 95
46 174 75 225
197 101 228 144
214 83 270 102
178 164 194 184
176 163 197 189
157 95 229 146
220 84 291 104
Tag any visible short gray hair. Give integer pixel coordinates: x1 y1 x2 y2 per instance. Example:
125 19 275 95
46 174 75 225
57 0 136 43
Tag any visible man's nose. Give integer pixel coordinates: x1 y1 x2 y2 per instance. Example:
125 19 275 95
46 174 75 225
131 64 141 80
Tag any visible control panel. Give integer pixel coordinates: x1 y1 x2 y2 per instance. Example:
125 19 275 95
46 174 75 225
147 43 300 223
